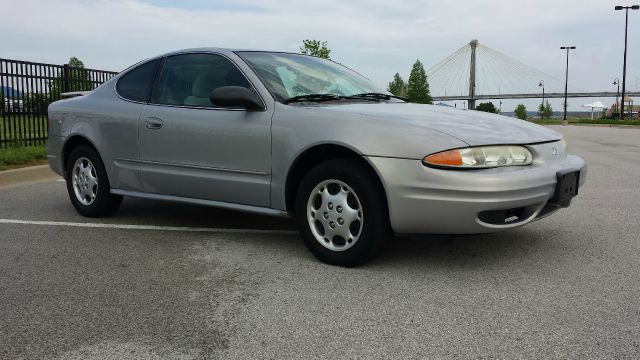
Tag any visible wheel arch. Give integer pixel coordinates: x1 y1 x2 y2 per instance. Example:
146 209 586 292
62 135 103 176
284 143 389 215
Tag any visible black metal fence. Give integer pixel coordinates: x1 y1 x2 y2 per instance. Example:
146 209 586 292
0 58 118 148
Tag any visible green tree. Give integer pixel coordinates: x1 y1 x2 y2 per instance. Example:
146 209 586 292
300 39 331 59
68 57 84 68
49 57 92 99
406 59 432 104
387 73 407 97
538 101 553 119
543 101 553 119
537 102 544 119
515 104 528 120
24 93 51 115
476 102 498 113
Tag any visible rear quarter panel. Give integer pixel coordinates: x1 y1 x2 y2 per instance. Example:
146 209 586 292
48 78 143 190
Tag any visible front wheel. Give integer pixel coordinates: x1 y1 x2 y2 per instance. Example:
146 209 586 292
65 145 122 217
295 159 391 266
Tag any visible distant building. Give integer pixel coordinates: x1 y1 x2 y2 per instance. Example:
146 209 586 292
2 86 24 113
2 98 24 112
608 97 639 118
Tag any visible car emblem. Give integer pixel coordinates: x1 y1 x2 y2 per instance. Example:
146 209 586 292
551 147 559 155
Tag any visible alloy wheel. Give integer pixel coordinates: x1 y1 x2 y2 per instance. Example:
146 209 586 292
306 179 363 251
72 157 98 206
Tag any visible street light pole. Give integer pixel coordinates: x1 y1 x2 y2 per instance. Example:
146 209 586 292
538 80 545 119
615 5 639 119
613 78 620 119
560 46 576 124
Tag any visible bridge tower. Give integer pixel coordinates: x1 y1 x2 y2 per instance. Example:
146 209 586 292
427 40 638 103
467 39 478 110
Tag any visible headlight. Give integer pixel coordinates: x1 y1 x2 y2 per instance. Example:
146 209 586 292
423 145 533 169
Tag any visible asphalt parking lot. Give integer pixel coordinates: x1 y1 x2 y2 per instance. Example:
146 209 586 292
1 125 639 359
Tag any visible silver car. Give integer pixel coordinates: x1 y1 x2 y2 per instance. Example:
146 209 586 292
47 49 586 266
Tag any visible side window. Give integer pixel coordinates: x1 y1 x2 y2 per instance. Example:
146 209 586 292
116 58 161 102
152 53 251 107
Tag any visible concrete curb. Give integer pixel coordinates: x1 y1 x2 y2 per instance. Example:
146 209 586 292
569 123 640 129
544 123 640 129
0 165 61 189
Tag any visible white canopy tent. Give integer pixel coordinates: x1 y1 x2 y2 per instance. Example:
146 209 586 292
582 101 606 120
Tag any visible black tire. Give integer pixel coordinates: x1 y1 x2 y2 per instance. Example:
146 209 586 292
295 158 392 266
65 145 122 217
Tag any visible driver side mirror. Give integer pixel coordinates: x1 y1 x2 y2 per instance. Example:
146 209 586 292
209 86 264 111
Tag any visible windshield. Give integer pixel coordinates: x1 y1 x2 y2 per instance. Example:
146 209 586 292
237 52 386 103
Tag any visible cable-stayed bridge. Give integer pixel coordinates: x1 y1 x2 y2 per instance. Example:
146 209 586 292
427 40 639 107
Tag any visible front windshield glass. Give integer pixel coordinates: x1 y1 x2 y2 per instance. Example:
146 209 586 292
237 52 386 102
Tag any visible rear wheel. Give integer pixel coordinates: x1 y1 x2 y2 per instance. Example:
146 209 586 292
295 159 391 266
65 145 122 217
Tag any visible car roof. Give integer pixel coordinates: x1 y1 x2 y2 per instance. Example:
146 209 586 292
160 48 306 57
118 48 329 75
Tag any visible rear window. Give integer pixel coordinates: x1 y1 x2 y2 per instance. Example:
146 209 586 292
116 58 161 102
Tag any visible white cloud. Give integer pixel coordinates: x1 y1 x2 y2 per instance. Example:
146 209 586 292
2 0 638 110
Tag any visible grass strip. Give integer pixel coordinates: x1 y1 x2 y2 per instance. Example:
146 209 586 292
0 145 48 171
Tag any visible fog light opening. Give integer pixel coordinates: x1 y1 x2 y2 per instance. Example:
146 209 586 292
478 206 537 226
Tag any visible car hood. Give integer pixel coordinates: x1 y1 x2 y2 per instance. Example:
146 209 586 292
317 102 562 146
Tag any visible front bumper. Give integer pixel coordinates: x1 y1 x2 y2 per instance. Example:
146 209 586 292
367 143 586 234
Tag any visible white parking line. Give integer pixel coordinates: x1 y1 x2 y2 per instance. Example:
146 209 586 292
0 218 298 235
55 179 66 182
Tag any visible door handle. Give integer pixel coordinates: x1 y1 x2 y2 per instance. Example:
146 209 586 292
145 117 163 130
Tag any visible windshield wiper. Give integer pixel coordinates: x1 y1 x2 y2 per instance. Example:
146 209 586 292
349 93 408 102
283 93 341 104
283 92 402 104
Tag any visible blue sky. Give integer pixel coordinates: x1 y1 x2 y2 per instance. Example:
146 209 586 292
2 0 638 111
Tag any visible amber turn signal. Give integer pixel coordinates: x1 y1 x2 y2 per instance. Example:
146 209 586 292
423 149 463 166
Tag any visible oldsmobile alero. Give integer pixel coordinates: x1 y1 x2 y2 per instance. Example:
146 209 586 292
47 49 586 266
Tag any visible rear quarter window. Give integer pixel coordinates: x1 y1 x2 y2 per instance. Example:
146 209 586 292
116 58 161 102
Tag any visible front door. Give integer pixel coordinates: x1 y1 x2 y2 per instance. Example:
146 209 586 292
137 53 272 207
